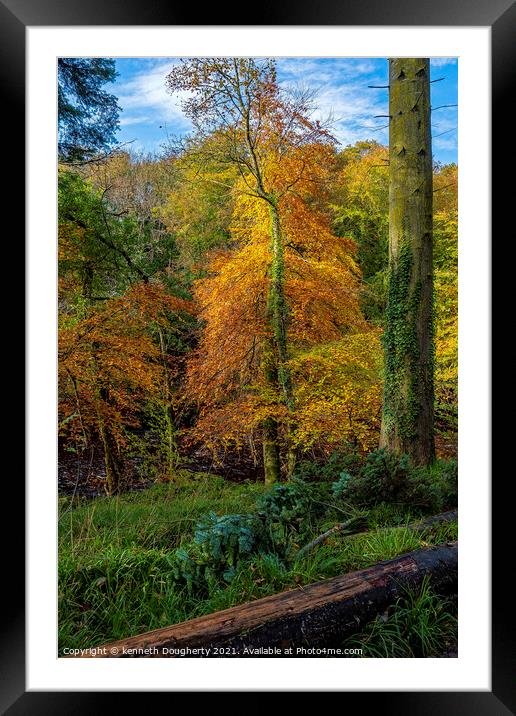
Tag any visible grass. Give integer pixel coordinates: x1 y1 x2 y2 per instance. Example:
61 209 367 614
343 576 458 657
58 471 457 654
59 471 266 556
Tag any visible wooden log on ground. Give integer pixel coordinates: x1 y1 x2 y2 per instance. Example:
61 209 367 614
410 509 457 533
81 541 457 658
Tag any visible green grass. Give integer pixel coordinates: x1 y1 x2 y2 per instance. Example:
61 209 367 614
58 472 457 654
59 471 267 555
343 576 458 657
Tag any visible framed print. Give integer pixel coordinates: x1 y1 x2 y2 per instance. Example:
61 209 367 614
7 0 509 709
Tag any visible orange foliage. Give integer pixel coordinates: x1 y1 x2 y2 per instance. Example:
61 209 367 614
186 142 369 454
58 282 190 451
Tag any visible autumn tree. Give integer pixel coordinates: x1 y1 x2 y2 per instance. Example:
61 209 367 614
183 140 365 478
379 58 435 466
166 59 340 482
59 283 190 494
160 155 238 277
59 157 195 491
330 141 389 322
433 163 458 446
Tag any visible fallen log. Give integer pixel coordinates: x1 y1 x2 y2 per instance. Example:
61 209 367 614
297 509 458 558
80 541 457 658
410 509 458 533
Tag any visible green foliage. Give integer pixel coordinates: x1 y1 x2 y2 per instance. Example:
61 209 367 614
124 401 179 483
343 576 457 657
294 447 363 483
255 480 316 529
332 207 388 322
58 473 457 654
336 449 457 512
381 241 431 446
412 458 458 512
59 474 266 557
192 512 276 583
59 546 181 648
331 472 352 500
59 171 182 304
341 448 411 505
58 58 120 162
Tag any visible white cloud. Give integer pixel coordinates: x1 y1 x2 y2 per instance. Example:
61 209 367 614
430 57 457 68
115 59 192 133
277 58 389 147
119 114 153 127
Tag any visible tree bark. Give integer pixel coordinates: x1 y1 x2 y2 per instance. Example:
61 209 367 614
266 201 297 478
99 420 122 496
158 326 178 478
262 414 281 485
97 386 122 496
80 542 457 657
380 58 435 466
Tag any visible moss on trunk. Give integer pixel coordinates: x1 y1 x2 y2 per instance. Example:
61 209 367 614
380 58 435 466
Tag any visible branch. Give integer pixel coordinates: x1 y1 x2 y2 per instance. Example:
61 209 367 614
296 515 365 558
431 104 458 111
296 510 457 559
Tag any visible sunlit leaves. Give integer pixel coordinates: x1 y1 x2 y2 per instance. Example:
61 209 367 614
289 331 383 452
185 139 366 455
58 282 190 452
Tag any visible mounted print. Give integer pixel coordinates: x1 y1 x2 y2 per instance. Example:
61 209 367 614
57 55 459 660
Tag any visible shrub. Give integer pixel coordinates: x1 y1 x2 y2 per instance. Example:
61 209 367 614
336 449 457 512
433 459 458 510
340 448 439 508
168 508 291 593
294 447 363 483
255 480 313 527
331 471 353 500
341 449 412 506
193 512 275 582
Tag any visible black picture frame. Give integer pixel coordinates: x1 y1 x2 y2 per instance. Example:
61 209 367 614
9 0 508 710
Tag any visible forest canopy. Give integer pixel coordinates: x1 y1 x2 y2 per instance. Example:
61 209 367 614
58 57 458 493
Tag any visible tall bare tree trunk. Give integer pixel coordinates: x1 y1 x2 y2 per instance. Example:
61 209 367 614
99 424 122 496
379 58 435 466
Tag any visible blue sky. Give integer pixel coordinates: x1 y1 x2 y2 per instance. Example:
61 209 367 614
112 57 458 165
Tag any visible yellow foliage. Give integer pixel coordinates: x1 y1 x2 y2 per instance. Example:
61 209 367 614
186 141 369 453
289 330 383 452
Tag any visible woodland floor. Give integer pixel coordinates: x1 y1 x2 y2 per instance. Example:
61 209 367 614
58 467 458 658
59 432 457 499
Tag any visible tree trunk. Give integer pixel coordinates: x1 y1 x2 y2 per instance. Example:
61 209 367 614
380 58 435 466
99 421 122 496
97 387 122 495
80 542 457 658
262 416 281 485
265 200 296 478
158 327 178 478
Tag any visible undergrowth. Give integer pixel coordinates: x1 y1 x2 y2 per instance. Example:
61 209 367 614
343 576 458 657
59 467 457 654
